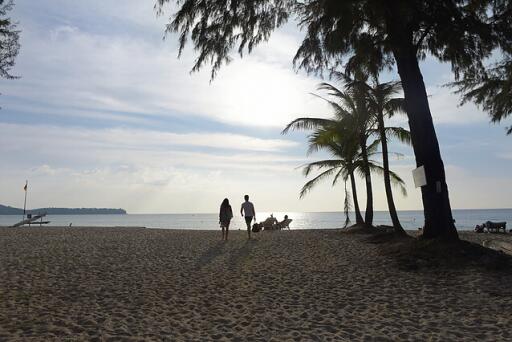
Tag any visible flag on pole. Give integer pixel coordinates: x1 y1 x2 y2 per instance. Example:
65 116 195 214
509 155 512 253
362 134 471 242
24 181 28 191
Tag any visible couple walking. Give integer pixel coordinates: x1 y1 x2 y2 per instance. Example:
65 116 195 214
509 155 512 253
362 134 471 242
219 195 256 241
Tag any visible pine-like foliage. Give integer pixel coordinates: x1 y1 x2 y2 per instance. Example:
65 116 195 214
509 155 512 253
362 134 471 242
452 55 512 134
156 0 511 80
0 0 20 80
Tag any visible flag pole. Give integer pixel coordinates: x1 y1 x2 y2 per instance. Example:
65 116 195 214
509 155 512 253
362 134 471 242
23 180 28 221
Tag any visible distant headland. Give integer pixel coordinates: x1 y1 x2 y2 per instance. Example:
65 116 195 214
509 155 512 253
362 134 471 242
0 204 127 215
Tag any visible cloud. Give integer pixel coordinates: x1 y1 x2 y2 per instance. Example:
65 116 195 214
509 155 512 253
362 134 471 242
443 165 512 209
0 121 313 213
0 123 298 160
496 152 512 160
427 86 487 124
1 10 329 129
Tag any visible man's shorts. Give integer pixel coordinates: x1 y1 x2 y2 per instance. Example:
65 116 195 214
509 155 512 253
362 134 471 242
245 216 253 227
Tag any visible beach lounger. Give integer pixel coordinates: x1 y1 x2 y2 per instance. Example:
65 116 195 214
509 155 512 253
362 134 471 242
263 220 276 230
262 216 278 230
485 221 507 233
276 219 292 230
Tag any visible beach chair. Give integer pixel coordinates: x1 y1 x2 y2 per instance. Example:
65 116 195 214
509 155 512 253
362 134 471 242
277 218 292 230
262 220 276 230
262 216 278 230
485 221 507 233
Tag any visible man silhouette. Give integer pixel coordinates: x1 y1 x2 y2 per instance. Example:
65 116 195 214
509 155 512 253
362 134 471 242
240 195 256 239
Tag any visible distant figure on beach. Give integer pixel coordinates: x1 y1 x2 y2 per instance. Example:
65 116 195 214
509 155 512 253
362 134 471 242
219 198 233 241
474 224 485 233
240 195 256 239
262 214 278 230
277 215 292 230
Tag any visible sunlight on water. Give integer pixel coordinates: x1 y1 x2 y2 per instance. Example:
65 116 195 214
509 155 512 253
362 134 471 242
0 209 510 231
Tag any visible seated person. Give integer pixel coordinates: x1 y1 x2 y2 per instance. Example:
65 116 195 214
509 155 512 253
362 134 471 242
277 215 292 230
252 214 278 232
262 214 278 230
474 224 485 233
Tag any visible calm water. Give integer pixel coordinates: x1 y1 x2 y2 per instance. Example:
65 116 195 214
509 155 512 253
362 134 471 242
0 209 510 231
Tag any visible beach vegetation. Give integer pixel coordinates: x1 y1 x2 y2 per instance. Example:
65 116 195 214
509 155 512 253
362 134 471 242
296 126 367 227
452 53 512 135
338 72 410 234
283 78 407 232
0 0 20 80
156 0 512 239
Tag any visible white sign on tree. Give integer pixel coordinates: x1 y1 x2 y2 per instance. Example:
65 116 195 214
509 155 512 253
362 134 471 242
412 166 427 188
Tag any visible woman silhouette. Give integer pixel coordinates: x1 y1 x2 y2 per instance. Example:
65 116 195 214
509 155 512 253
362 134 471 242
219 198 233 241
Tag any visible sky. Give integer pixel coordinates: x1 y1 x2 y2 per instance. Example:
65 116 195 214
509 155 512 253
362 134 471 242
0 0 511 214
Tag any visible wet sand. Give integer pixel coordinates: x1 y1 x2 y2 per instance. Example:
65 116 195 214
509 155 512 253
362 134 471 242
1 227 511 341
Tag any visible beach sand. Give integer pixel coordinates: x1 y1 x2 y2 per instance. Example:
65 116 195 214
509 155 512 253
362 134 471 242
1 227 511 341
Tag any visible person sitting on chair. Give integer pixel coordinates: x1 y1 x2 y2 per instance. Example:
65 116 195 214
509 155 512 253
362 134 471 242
474 224 485 233
277 215 292 230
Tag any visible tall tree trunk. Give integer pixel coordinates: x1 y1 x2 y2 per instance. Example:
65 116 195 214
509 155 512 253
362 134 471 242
377 113 406 235
388 24 458 240
349 171 364 224
360 137 373 226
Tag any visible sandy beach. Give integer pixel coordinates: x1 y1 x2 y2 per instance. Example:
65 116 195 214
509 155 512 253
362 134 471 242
1 227 512 341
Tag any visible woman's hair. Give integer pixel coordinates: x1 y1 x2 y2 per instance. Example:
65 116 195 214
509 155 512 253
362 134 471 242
221 198 229 208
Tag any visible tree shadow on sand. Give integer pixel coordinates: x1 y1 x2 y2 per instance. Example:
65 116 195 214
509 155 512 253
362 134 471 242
366 232 512 273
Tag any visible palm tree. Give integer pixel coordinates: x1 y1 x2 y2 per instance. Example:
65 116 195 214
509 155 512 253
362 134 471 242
312 82 375 225
297 82 378 225
300 126 365 225
284 79 410 229
338 72 411 234
297 126 407 227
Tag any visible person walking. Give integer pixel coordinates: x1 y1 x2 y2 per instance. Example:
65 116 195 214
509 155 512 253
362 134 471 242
240 194 256 239
219 198 233 241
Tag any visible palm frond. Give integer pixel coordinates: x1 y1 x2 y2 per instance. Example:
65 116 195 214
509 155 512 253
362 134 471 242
299 167 339 198
384 126 411 145
365 139 381 155
310 93 352 118
300 159 343 177
367 164 408 197
385 98 406 117
317 82 345 98
387 169 408 197
332 167 348 186
282 117 334 134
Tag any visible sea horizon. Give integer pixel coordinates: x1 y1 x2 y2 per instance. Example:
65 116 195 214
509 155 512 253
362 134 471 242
121 207 512 215
1 208 510 231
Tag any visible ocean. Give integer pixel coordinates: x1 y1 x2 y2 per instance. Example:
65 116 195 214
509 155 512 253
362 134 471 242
0 209 510 231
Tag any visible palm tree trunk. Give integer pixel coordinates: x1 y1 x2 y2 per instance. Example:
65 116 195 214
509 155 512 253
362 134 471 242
387 19 458 240
360 137 373 226
377 113 406 235
349 171 364 224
